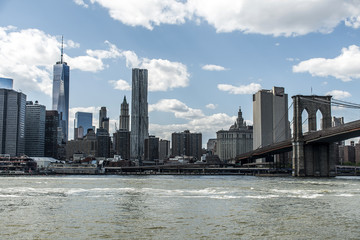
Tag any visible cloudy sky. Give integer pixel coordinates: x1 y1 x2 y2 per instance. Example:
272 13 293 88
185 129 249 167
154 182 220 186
1 0 360 146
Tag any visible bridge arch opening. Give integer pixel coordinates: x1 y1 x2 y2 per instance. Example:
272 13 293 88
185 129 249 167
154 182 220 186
316 109 323 131
301 109 309 134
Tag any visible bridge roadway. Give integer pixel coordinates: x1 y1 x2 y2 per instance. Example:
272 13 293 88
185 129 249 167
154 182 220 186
236 119 360 161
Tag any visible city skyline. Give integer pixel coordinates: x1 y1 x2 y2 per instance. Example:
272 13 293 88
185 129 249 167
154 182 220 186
1 1 360 145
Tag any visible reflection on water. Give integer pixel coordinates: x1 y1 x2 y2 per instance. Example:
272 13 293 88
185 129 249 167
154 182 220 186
0 175 360 239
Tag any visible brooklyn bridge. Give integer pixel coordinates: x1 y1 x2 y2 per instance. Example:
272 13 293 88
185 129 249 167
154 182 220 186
236 95 360 177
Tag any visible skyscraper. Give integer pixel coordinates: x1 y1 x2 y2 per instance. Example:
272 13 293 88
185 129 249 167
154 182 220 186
25 101 46 156
0 78 13 89
45 110 59 158
52 37 69 143
119 96 129 131
74 112 93 139
253 86 290 150
172 130 202 160
130 68 149 163
0 88 26 156
99 107 109 132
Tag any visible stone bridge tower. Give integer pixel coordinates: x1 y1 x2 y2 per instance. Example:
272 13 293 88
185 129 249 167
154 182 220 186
292 95 336 177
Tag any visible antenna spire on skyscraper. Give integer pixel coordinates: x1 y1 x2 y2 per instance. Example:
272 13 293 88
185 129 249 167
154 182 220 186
61 35 64 64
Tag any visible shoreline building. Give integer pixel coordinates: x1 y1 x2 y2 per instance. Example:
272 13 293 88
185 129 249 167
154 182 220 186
45 110 59 158
253 86 290 163
216 107 253 162
130 68 149 164
25 101 46 157
0 88 26 156
52 37 69 143
172 130 202 161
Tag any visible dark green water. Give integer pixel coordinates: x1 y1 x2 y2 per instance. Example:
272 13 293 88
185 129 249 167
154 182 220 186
0 175 359 239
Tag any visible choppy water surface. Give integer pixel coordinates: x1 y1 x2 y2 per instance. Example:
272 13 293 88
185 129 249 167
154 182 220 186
0 175 359 239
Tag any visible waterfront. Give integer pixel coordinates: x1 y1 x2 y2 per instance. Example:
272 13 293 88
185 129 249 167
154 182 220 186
1 175 359 239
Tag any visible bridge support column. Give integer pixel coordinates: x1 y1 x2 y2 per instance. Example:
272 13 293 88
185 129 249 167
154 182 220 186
292 141 305 176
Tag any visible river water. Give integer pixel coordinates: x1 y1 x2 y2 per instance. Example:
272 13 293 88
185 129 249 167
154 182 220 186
0 175 359 239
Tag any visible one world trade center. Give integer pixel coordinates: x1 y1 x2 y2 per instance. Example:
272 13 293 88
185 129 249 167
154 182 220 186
52 37 69 143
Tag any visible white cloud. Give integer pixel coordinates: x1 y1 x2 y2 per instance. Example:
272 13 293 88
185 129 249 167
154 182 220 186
202 64 227 71
0 27 125 95
66 40 80 48
0 27 60 95
81 0 360 36
218 83 261 94
326 90 352 99
108 79 131 91
149 99 204 120
293 45 360 81
206 103 217 109
73 0 89 8
88 0 189 30
141 59 190 91
0 26 189 96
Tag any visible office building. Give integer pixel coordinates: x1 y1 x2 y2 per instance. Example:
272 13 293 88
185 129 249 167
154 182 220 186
0 88 26 156
144 136 159 162
25 101 46 156
99 106 110 133
113 130 130 160
66 129 97 160
52 39 70 143
253 86 290 163
45 110 59 158
0 78 13 89
96 128 110 158
119 96 130 131
159 139 170 161
130 68 149 163
216 107 253 161
74 112 93 139
172 130 202 160
253 87 290 148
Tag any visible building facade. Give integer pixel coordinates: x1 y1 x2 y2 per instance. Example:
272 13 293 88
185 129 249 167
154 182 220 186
52 48 70 143
119 96 130 131
0 89 26 156
74 112 93 139
172 130 202 160
144 136 159 162
216 108 253 161
45 110 59 158
159 139 170 161
113 130 130 160
99 107 109 132
130 68 149 163
25 101 46 157
66 129 97 160
96 128 110 158
253 86 290 149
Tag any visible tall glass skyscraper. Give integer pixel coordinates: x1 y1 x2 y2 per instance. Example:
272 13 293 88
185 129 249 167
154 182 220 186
52 40 69 143
0 89 26 156
0 78 13 89
130 68 149 164
74 112 93 138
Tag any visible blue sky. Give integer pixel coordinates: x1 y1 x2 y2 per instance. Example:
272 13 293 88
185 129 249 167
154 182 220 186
1 0 360 146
